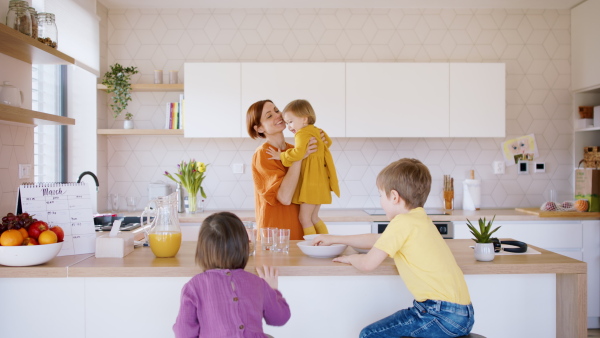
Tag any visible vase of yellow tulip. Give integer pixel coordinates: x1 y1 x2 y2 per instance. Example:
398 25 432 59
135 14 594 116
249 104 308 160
164 159 208 214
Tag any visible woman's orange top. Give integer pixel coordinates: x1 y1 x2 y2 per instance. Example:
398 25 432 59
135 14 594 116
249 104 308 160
252 142 304 240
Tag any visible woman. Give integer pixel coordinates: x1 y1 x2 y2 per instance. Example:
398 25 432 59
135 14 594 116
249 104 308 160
246 100 318 240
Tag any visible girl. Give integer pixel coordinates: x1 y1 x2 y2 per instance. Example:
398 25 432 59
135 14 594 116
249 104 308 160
267 99 340 236
173 212 291 338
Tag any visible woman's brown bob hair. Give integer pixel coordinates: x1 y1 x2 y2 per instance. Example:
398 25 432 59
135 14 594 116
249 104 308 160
196 212 249 271
246 99 273 139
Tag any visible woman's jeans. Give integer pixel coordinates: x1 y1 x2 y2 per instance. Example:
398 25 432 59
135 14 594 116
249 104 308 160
359 299 475 338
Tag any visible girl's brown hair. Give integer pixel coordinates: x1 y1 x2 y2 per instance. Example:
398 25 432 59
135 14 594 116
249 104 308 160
283 99 316 125
376 158 431 209
246 99 273 139
196 212 249 270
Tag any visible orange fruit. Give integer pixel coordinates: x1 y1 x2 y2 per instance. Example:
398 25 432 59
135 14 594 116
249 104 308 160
38 230 58 245
0 229 24 246
18 228 28 240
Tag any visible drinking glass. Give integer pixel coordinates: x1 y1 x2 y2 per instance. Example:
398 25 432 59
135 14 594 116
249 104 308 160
243 221 256 256
126 196 139 212
109 193 120 213
260 227 276 251
275 228 290 253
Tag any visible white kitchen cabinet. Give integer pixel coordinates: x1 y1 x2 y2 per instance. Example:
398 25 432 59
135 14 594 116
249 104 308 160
572 0 600 92
241 63 346 137
184 63 241 137
583 220 600 325
449 63 505 137
326 222 372 235
346 63 450 137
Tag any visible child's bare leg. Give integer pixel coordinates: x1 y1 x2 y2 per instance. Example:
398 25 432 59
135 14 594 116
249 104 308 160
299 204 317 236
313 205 329 234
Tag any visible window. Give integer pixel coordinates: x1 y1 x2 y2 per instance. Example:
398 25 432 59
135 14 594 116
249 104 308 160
32 64 66 183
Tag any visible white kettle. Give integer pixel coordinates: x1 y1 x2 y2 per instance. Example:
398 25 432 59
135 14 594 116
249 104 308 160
0 82 23 108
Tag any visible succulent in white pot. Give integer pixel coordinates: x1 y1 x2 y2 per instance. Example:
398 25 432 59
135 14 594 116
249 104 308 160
467 216 500 262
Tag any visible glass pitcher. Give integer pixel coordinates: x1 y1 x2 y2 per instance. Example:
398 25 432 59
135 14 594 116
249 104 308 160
141 192 182 258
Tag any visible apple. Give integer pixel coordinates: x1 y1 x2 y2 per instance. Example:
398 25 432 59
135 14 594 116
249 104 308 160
28 221 49 239
22 237 38 245
49 226 64 242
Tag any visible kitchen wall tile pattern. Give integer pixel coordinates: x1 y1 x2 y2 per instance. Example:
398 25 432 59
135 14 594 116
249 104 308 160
0 123 34 214
104 8 573 212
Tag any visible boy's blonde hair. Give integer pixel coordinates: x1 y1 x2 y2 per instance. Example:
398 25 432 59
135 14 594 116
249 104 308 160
376 158 431 209
283 99 316 125
196 212 249 271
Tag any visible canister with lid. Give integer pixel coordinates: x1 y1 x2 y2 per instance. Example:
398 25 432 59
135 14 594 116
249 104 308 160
36 12 57 48
27 7 38 39
6 0 32 37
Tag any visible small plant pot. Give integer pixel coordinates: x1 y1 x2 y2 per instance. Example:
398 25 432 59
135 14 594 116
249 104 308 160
474 243 495 261
124 119 134 129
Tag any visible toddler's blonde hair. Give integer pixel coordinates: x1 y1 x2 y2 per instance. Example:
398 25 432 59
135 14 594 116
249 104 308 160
283 99 316 125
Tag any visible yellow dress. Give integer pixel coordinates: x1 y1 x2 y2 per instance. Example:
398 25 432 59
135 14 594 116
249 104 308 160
280 125 340 204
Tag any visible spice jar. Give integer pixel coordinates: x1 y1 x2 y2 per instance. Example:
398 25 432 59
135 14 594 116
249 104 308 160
27 7 38 39
6 0 32 37
36 12 57 48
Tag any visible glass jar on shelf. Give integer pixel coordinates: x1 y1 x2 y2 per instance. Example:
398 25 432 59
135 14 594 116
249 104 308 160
36 12 57 48
6 0 32 37
27 7 38 39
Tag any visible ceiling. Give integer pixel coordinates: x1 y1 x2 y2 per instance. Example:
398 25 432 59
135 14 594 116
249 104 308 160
98 0 586 10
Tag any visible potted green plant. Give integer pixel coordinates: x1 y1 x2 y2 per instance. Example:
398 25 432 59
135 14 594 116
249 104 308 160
466 215 500 261
102 63 138 129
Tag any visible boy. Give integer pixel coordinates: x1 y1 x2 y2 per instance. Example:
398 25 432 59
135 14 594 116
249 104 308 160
313 158 474 337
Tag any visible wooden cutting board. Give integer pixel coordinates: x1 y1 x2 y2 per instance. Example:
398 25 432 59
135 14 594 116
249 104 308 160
515 207 600 218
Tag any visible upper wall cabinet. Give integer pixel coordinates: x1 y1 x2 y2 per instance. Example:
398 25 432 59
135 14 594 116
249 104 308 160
572 0 600 92
241 63 346 137
184 63 241 138
346 63 450 137
449 63 505 138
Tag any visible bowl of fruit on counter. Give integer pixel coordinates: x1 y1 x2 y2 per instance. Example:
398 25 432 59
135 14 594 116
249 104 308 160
0 213 65 266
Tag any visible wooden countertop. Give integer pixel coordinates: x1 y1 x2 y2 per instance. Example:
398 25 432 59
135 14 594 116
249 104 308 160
2 239 584 278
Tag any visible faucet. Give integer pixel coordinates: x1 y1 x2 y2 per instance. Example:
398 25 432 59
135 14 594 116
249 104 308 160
77 171 99 192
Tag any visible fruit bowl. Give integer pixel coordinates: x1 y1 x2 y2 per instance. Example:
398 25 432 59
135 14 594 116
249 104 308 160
297 241 347 258
0 242 63 266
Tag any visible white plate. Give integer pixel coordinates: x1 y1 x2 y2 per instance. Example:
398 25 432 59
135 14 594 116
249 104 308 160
297 241 347 258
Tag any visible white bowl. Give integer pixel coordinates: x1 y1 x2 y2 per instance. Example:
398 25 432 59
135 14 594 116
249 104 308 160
0 242 63 266
352 246 370 254
303 234 318 241
297 241 347 258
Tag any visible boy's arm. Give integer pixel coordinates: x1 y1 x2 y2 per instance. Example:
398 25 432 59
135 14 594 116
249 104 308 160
313 233 380 248
333 247 388 272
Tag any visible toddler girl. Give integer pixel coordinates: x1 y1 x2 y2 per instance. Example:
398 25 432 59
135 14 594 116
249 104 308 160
173 211 291 337
267 99 340 236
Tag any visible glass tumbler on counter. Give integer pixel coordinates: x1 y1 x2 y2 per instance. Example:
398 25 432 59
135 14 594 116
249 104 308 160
243 222 256 256
260 227 276 251
275 229 290 253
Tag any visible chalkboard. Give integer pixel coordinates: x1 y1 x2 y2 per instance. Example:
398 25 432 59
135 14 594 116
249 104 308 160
17 183 95 256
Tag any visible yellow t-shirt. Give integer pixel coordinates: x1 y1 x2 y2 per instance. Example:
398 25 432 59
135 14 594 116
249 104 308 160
374 207 471 305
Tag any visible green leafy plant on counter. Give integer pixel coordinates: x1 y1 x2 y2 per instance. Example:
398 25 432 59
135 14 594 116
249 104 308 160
466 215 500 243
102 63 139 120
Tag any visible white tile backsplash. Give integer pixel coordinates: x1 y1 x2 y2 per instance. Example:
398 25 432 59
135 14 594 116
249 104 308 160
102 7 573 211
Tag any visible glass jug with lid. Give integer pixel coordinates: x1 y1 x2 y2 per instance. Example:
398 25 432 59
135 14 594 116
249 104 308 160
141 192 182 258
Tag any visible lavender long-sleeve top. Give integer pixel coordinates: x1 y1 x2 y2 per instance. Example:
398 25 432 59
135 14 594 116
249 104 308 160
173 269 291 338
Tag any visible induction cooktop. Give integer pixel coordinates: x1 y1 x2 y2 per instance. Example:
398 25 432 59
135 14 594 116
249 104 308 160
364 208 449 215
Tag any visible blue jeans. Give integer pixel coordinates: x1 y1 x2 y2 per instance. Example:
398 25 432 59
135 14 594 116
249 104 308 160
359 299 475 338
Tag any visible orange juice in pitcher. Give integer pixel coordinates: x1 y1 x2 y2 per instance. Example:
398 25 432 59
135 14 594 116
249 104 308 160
141 193 182 258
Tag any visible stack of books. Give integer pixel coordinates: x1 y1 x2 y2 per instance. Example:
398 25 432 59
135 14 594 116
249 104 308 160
166 94 184 129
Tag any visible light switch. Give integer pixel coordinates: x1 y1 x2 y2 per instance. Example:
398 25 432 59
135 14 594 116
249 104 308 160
232 163 244 174
19 164 32 179
517 161 529 174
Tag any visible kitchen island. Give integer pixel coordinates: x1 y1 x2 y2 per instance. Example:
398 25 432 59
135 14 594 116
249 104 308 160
0 239 586 338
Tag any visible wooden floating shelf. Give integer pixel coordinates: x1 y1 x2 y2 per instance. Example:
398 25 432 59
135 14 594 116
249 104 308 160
97 84 184 92
0 23 74 64
0 104 75 126
97 129 184 135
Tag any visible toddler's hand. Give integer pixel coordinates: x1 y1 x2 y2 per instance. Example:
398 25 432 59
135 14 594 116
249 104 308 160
312 234 333 246
256 265 279 290
266 147 282 160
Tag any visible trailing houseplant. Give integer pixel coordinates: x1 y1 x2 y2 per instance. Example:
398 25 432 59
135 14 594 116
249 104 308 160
102 63 139 122
466 215 500 261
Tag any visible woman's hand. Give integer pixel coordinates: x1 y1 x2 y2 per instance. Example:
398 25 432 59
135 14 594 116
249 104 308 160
304 137 318 159
256 265 279 290
320 130 328 146
266 147 282 160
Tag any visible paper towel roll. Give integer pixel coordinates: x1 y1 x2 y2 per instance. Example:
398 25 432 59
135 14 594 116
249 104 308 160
463 179 481 210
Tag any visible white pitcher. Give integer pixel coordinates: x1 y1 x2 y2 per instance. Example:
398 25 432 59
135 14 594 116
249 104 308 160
0 82 23 108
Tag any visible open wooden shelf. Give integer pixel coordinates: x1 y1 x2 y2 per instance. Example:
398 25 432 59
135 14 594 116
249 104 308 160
0 23 74 64
97 84 184 92
97 129 183 135
0 104 75 125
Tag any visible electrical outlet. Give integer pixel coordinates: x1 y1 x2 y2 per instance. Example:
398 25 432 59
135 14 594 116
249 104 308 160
492 161 505 174
19 164 32 179
232 163 244 174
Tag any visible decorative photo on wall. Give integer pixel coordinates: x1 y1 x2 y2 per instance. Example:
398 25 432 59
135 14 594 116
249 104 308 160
501 134 539 166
